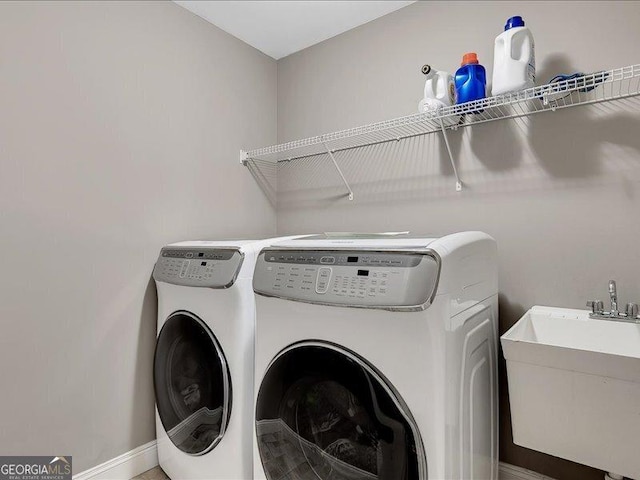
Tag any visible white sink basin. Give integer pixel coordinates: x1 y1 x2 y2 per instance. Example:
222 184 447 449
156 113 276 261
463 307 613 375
502 306 640 479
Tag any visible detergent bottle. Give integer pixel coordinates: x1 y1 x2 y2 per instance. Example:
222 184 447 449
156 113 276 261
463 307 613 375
455 53 487 104
491 15 535 95
418 64 455 113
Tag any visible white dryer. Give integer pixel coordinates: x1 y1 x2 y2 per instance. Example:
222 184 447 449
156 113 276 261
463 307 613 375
152 238 293 479
252 232 499 480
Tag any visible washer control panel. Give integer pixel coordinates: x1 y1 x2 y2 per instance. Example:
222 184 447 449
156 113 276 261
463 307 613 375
153 247 244 288
253 249 439 308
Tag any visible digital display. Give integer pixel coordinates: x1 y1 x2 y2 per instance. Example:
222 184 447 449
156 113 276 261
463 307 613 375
201 261 207 266
198 252 204 257
357 269 369 277
347 256 358 263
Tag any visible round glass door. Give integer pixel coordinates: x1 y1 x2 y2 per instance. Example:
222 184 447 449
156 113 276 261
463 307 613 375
154 311 231 455
255 342 426 480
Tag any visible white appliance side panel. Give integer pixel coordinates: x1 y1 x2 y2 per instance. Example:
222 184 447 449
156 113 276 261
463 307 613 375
462 317 495 480
445 298 499 480
430 234 498 317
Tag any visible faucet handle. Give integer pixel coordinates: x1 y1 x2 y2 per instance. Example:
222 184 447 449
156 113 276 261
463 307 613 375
608 280 619 314
626 303 639 318
587 300 604 314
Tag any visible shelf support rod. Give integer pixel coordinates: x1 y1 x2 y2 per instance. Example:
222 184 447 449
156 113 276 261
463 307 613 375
439 117 463 191
322 140 354 201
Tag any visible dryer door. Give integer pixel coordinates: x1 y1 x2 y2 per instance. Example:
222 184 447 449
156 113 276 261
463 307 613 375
154 311 231 455
256 342 426 480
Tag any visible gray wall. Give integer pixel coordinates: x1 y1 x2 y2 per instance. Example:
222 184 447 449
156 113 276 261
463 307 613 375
0 1 276 473
3 1 639 478
275 2 640 479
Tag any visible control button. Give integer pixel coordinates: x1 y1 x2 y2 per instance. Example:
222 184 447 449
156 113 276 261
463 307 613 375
185 252 194 258
179 260 190 278
316 267 332 294
320 256 335 265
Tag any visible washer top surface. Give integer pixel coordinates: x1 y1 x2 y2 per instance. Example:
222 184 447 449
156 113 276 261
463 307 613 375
272 232 439 250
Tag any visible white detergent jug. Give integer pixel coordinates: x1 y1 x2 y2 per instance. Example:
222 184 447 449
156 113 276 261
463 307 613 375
491 16 535 96
418 64 455 112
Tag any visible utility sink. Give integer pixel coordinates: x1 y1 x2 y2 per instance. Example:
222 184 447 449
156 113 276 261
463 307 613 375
502 306 640 479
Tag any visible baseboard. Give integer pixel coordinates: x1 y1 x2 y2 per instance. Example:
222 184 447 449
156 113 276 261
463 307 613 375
71 446 545 480
500 462 558 480
72 440 158 480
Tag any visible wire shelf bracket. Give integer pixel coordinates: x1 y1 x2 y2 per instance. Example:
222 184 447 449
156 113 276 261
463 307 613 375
322 140 354 201
439 116 463 191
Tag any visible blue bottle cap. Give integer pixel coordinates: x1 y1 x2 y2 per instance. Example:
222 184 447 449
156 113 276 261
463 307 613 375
505 16 525 31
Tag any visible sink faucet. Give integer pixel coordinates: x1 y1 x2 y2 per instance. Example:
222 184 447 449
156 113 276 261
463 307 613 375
609 280 618 315
587 279 639 323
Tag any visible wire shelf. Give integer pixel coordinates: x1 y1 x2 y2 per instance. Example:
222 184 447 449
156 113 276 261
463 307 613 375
242 64 640 164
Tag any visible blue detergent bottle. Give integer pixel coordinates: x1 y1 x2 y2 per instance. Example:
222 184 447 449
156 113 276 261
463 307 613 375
455 52 487 104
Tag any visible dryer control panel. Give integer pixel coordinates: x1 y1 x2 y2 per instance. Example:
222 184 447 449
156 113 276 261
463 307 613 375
253 249 440 309
153 247 244 288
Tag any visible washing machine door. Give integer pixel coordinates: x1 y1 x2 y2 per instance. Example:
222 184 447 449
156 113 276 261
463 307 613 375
154 311 231 455
255 342 426 480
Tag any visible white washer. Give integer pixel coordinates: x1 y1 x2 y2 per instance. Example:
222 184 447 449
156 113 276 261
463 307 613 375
252 232 499 480
152 238 295 480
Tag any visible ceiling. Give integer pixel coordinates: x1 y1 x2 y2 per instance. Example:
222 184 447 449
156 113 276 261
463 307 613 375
174 1 415 60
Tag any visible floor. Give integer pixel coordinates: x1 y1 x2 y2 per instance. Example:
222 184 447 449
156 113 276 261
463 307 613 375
131 467 169 480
